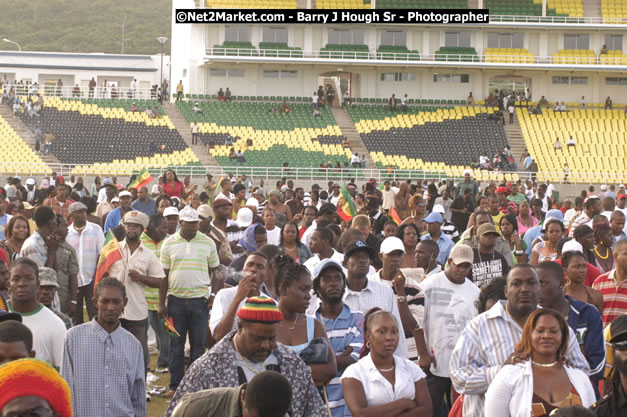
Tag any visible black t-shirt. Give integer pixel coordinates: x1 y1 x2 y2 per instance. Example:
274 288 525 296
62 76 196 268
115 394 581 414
468 248 510 288
450 196 473 229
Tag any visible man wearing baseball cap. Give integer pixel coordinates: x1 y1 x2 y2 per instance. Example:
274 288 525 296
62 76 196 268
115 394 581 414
23 178 38 205
104 190 134 234
421 212 454 266
105 210 165 372
416 244 479 415
36 267 72 330
164 206 180 237
432 203 460 242
312 258 364 417
159 205 220 396
468 223 511 288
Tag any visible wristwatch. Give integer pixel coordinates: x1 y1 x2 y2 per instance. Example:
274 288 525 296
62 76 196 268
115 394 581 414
396 295 407 303
70 300 77 305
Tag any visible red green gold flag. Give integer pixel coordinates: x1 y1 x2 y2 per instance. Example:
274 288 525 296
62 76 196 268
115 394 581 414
93 230 122 293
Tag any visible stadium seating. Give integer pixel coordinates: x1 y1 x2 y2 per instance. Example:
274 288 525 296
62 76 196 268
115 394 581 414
487 0 565 16
0 114 49 175
17 98 198 176
601 0 627 23
544 0 584 17
376 0 466 8
518 108 627 183
316 0 371 9
258 43 303 58
206 0 297 8
600 50 627 65
320 44 370 59
349 105 511 179
376 45 420 60
485 48 535 64
552 49 596 64
212 42 258 57
177 101 352 169
434 47 480 62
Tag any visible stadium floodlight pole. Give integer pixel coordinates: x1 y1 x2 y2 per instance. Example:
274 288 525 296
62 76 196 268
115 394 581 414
157 37 168 89
3 39 21 52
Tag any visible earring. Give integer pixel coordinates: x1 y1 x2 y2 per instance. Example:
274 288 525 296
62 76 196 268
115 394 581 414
366 341 371 348
411 210 417 218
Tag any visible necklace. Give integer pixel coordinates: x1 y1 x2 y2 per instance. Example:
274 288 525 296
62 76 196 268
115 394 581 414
532 360 559 368
376 365 395 372
233 336 269 375
280 313 300 330
73 224 86 232
595 246 610 260
477 250 495 264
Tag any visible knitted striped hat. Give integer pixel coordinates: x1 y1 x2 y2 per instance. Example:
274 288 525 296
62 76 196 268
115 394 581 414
0 358 72 417
236 296 283 324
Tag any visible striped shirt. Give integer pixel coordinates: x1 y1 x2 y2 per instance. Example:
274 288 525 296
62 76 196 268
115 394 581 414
66 222 105 287
140 233 164 311
449 300 590 417
343 279 409 359
160 231 220 298
592 269 627 325
315 304 364 417
61 319 146 417
20 231 48 267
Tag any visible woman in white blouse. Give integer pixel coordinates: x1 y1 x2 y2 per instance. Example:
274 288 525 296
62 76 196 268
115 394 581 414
341 308 432 417
485 308 595 417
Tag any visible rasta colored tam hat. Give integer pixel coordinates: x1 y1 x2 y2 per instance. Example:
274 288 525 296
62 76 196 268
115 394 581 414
0 358 72 417
236 296 283 324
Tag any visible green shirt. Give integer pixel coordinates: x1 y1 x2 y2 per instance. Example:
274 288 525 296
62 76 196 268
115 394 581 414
160 231 219 299
507 193 527 205
140 232 164 311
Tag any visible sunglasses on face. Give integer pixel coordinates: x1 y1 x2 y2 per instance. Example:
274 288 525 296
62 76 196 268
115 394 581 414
612 340 627 352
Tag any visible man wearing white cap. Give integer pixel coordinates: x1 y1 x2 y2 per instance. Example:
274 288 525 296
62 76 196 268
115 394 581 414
421 212 454 266
159 205 220 396
23 178 38 205
105 210 165 372
416 244 479 415
164 206 180 237
104 190 133 234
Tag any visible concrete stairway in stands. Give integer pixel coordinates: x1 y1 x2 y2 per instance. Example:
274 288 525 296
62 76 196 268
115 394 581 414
503 110 527 167
330 106 374 169
0 104 61 166
583 0 601 19
162 102 220 167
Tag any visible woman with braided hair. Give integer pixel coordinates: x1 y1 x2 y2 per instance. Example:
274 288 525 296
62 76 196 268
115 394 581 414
272 254 337 387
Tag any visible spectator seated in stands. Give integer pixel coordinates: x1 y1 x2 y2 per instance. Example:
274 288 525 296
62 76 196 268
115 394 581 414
554 139 562 151
72 84 80 98
225 135 233 146
280 100 290 115
389 94 397 112
601 44 609 55
467 91 474 105
217 87 226 102
153 107 162 118
567 136 576 147
235 150 246 163
268 106 277 114
192 102 203 114
130 102 139 112
342 138 350 148
145 108 156 118
538 95 549 107
228 147 236 160
531 103 543 115
312 107 321 117
605 96 613 110
225 87 232 102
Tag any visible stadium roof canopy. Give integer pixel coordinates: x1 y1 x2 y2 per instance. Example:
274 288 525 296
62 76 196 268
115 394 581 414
0 51 158 72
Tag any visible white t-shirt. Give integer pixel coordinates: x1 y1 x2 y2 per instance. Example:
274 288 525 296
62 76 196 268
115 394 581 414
265 226 281 246
303 250 345 276
418 271 480 377
382 189 396 210
10 304 66 368
342 353 426 407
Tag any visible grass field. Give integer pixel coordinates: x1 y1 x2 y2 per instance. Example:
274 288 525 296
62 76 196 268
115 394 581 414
147 354 172 417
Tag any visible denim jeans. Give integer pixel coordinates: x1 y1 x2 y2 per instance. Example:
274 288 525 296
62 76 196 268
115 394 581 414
167 295 208 390
426 373 452 417
148 310 170 368
121 318 149 372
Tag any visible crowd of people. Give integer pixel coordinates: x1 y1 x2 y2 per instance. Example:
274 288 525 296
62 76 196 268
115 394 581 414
1 169 627 417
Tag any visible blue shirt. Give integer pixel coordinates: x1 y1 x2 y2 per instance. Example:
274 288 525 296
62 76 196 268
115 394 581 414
61 319 146 417
566 295 605 399
103 207 123 233
523 224 543 256
131 198 156 216
421 232 455 266
315 304 364 417
0 214 11 240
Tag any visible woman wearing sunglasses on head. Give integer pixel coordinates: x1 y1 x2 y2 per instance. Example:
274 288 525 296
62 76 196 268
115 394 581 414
485 308 596 417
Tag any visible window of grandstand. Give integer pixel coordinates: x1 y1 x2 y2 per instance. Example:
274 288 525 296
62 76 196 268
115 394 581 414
262 27 288 43
445 31 471 48
225 25 251 42
433 73 470 83
380 72 416 81
263 70 298 79
328 28 364 45
552 76 588 85
487 32 524 49
605 34 623 51
563 34 589 50
209 68 244 77
606 77 627 86
380 30 406 46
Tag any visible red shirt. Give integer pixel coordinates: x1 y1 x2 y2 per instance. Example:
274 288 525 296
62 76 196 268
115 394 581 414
592 270 627 325
163 181 184 198
555 259 601 287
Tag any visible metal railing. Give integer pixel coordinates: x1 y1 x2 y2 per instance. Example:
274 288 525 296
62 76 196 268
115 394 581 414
0 163 623 186
488 14 627 25
205 48 627 66
4 86 163 101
